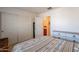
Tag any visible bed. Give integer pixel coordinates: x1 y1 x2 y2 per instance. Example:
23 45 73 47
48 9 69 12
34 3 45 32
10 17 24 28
12 36 79 52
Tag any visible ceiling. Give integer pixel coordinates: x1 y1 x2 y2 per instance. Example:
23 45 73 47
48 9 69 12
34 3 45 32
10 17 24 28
18 7 53 14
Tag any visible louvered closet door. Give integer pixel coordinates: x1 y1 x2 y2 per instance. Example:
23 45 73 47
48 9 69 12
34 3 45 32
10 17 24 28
1 13 18 45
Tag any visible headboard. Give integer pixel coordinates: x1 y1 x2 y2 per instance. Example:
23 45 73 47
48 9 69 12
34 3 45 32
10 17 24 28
53 30 79 42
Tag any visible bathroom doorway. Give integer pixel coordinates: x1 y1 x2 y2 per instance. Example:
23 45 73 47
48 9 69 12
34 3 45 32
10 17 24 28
43 16 50 36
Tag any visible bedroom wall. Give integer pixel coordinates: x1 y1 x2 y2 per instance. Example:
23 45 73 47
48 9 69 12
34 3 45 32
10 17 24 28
0 8 36 45
37 7 79 36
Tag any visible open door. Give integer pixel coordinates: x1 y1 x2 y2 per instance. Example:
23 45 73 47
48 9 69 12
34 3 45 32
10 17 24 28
43 16 50 36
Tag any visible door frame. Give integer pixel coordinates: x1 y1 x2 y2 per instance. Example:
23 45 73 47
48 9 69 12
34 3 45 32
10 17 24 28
33 22 35 38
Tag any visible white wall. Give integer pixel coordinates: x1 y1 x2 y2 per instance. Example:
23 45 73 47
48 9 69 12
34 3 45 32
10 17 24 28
38 7 79 36
0 8 36 45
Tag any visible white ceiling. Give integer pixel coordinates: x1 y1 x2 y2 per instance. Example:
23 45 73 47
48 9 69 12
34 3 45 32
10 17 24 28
18 7 53 14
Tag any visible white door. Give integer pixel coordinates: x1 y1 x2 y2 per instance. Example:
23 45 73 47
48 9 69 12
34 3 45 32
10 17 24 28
1 13 18 45
17 16 27 42
17 16 33 42
1 12 34 45
35 16 43 38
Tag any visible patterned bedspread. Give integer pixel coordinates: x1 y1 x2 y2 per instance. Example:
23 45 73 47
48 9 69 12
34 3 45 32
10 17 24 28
12 36 79 52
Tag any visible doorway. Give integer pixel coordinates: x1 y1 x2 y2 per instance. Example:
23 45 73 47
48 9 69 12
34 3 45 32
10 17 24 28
43 16 50 36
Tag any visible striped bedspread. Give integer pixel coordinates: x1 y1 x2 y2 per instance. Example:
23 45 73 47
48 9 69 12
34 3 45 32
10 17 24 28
12 36 79 52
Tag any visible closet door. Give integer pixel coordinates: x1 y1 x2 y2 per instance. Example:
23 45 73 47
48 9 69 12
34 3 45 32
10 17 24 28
27 17 33 39
1 13 18 45
1 12 34 45
17 16 33 42
17 16 27 42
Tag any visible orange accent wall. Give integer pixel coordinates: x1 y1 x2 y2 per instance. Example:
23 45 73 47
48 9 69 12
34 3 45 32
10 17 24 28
43 16 50 36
